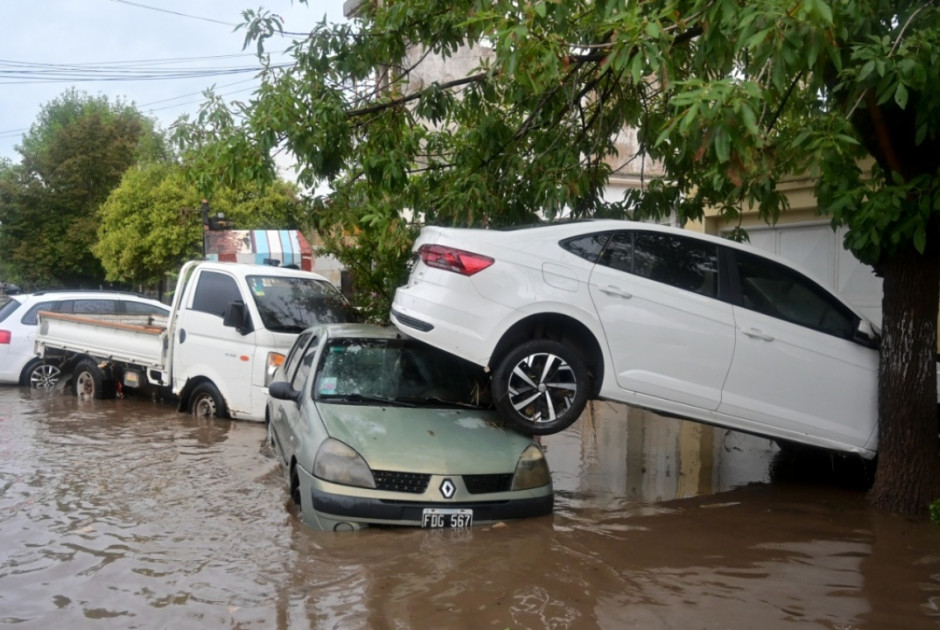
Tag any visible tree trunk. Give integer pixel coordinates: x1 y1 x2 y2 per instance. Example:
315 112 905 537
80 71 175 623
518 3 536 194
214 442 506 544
867 237 940 515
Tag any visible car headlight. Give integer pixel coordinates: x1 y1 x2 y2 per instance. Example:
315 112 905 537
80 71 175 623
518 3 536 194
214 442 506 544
511 444 551 491
313 438 376 489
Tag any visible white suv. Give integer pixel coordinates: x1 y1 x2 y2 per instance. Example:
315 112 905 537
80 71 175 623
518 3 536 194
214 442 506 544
391 220 884 458
0 291 169 387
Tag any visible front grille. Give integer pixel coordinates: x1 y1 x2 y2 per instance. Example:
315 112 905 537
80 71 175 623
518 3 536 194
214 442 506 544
373 470 431 494
463 473 513 494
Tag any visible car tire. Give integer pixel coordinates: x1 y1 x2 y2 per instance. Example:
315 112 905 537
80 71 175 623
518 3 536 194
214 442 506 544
21 358 62 389
290 466 302 507
190 382 228 419
73 359 112 400
491 339 590 435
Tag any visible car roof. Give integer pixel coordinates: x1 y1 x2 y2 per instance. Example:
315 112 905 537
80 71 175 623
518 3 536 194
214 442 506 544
428 218 833 284
189 260 333 283
15 290 167 307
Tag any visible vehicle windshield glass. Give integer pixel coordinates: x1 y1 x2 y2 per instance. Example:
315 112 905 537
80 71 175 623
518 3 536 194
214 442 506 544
246 276 357 333
314 337 491 408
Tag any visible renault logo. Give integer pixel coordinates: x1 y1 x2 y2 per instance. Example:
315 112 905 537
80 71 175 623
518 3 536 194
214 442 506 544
439 478 456 499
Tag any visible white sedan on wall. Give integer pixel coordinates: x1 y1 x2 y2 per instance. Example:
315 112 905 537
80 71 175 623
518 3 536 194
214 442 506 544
391 220 885 458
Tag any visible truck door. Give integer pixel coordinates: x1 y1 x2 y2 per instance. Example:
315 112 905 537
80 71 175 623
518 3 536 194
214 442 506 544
174 269 255 416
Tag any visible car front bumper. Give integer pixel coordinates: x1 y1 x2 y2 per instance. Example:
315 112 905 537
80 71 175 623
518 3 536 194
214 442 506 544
297 466 554 530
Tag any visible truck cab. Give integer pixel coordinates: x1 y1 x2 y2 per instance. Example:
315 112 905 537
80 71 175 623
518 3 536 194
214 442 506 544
168 260 356 421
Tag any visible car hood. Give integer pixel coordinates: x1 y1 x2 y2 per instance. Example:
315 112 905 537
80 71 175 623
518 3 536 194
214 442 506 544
315 403 534 474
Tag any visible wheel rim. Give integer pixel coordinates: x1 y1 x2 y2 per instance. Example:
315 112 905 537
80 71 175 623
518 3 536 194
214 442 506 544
30 364 61 389
76 371 95 399
192 393 217 418
505 351 578 424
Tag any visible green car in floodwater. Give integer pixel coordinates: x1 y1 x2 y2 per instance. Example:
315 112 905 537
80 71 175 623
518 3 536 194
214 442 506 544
266 323 554 531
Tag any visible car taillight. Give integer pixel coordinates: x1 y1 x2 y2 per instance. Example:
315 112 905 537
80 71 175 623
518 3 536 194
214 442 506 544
0 330 10 344
418 244 494 276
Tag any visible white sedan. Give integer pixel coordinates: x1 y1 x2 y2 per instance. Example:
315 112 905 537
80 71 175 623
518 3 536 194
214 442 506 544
391 220 884 458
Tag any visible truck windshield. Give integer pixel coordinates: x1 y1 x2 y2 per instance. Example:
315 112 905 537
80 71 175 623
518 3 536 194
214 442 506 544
247 276 357 333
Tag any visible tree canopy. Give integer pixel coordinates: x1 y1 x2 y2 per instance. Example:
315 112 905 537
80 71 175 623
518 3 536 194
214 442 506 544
177 0 940 514
95 162 307 287
0 89 170 289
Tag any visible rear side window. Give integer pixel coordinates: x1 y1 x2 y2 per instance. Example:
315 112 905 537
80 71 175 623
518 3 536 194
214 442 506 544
63 299 119 314
733 250 857 338
21 301 57 326
561 233 611 263
0 298 23 324
191 271 242 317
599 231 719 299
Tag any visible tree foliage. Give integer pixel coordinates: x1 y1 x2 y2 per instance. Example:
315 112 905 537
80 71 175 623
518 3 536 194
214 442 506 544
176 0 940 514
95 162 306 287
0 89 169 289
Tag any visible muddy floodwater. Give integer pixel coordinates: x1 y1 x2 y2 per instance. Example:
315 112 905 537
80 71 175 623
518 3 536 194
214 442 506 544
2 387 940 629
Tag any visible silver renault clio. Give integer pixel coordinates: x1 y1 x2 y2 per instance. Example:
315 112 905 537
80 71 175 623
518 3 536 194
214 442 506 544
266 323 553 531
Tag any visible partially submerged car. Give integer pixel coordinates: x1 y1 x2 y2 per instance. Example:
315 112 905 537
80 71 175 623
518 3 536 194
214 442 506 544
391 219 888 459
266 323 553 531
0 290 169 388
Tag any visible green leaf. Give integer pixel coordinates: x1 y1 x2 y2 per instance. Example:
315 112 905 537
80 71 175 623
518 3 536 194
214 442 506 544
894 82 909 109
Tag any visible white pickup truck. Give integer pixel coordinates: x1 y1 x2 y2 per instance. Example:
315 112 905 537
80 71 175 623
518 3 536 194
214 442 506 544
35 260 354 421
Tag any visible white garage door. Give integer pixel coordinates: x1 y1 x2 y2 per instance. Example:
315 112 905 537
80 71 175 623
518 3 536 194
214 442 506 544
727 223 883 326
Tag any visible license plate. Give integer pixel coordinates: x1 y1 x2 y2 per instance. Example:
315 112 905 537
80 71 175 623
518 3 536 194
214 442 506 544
123 371 141 388
421 508 473 529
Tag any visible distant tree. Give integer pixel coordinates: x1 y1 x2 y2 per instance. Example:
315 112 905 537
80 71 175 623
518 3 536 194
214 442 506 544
95 161 306 287
0 88 169 288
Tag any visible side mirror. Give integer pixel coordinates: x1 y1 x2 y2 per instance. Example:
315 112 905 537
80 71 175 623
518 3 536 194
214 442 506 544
268 380 301 404
222 301 253 335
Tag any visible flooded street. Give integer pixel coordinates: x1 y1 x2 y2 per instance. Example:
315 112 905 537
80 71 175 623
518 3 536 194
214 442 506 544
2 387 940 629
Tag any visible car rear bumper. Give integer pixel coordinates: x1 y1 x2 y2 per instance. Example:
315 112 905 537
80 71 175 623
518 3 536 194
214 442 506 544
390 284 507 367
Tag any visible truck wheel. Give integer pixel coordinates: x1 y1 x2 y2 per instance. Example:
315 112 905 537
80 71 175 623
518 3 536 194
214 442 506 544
491 339 589 435
190 382 227 419
73 359 113 400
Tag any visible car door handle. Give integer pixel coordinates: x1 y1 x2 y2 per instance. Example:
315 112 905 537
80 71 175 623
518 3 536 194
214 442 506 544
599 285 633 299
742 327 774 341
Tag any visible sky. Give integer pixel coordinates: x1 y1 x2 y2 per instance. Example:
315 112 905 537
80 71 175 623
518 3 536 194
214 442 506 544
0 0 349 162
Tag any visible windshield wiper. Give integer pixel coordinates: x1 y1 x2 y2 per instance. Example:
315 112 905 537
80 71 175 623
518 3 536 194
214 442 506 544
396 396 484 409
317 393 416 407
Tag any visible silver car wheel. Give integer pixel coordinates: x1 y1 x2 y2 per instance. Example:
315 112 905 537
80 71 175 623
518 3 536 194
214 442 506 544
507 351 576 419
492 339 590 435
29 363 61 389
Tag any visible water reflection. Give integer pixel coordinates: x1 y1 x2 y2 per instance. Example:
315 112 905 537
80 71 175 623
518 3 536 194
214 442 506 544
546 400 777 506
2 387 940 629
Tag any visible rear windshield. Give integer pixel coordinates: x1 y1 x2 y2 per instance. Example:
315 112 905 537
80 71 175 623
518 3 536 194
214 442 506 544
0 297 23 324
247 275 358 333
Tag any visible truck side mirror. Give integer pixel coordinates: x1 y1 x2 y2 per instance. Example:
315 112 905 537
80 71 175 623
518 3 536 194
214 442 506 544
223 301 253 335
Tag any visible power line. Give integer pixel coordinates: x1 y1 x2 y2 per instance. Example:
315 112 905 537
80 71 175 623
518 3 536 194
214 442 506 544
107 0 240 28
